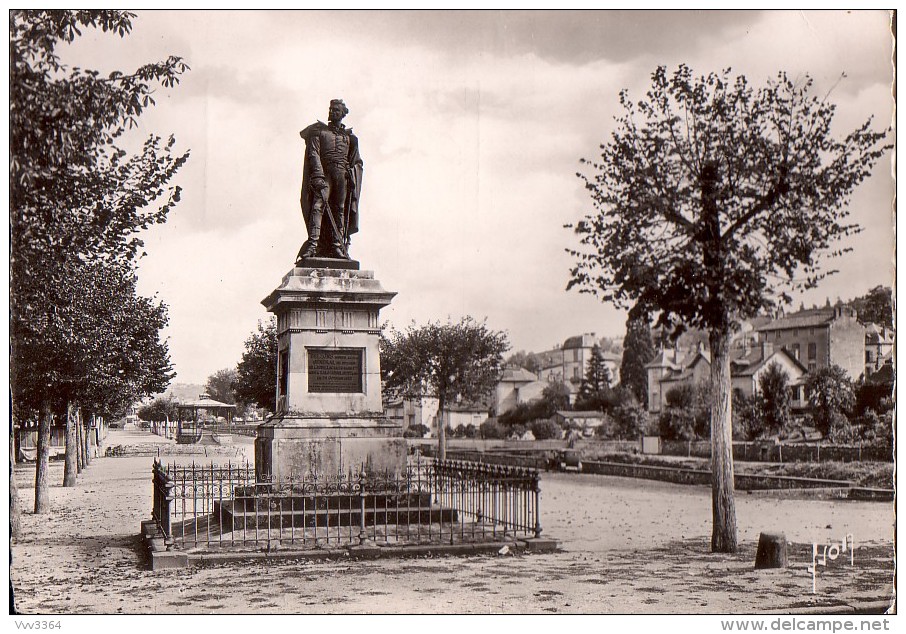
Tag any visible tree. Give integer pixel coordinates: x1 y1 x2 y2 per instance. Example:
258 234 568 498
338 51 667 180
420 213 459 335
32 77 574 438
612 393 650 440
620 307 656 404
381 317 509 460
849 285 893 329
234 319 278 412
568 65 888 552
506 351 542 374
758 363 792 437
804 365 855 438
11 10 188 513
541 381 572 412
574 345 613 411
205 368 238 405
138 396 179 422
530 419 562 441
479 419 508 440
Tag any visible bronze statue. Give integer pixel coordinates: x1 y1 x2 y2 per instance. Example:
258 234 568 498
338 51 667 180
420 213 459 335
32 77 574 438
297 99 363 262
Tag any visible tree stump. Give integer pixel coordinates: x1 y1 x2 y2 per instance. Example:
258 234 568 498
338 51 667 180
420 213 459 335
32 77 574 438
754 532 788 569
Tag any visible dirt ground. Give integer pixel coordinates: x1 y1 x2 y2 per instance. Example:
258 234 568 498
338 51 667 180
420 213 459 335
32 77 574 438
10 429 895 614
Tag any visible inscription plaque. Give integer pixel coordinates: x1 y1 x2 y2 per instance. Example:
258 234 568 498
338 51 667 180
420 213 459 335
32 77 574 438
307 348 363 393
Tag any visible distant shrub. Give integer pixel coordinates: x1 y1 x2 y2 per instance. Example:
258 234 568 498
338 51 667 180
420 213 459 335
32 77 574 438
479 419 507 439
530 419 562 441
403 424 429 438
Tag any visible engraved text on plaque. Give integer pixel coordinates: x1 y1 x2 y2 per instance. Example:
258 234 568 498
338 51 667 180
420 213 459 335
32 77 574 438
307 348 363 393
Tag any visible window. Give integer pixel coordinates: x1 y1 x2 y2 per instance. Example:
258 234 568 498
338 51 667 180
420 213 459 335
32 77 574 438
865 350 874 363
791 386 801 401
573 366 579 378
808 362 816 372
791 344 800 360
807 342 817 360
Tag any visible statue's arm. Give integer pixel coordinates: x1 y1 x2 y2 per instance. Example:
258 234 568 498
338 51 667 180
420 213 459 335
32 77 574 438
307 132 325 181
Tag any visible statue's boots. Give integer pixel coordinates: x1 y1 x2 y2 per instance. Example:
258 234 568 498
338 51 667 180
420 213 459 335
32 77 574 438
296 213 322 262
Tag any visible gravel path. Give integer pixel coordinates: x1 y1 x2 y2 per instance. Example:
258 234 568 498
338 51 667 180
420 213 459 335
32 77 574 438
10 430 895 614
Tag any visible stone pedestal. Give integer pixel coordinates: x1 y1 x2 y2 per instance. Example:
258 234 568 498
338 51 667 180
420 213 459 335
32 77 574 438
255 262 404 481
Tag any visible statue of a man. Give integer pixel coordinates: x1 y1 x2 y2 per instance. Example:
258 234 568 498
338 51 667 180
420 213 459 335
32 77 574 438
297 99 364 262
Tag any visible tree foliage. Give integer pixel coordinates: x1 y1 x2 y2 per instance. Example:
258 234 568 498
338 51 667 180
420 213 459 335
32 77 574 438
205 368 238 405
804 365 855 438
568 64 889 553
574 344 613 411
569 65 889 327
849 285 893 329
757 363 792 437
234 319 278 412
10 10 189 510
381 317 509 459
620 307 655 404
506 351 543 374
138 396 179 422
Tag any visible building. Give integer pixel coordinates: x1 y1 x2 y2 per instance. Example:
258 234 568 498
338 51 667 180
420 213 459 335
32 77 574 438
385 396 488 437
756 303 866 379
385 396 439 432
645 341 808 414
730 343 808 409
551 410 611 437
645 345 711 414
536 333 621 386
864 323 894 378
493 367 547 415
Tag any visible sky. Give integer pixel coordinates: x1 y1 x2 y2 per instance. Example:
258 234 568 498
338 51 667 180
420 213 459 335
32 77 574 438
54 10 895 386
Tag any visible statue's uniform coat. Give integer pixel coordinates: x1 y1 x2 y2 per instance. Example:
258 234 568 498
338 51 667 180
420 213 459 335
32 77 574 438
299 121 363 257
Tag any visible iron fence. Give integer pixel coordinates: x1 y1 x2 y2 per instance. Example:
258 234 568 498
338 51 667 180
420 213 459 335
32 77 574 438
150 457 541 551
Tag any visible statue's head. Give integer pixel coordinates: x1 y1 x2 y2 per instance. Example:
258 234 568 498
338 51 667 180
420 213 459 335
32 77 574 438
328 99 349 124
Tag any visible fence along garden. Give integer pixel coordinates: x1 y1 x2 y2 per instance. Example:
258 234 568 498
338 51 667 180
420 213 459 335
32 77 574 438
151 456 542 551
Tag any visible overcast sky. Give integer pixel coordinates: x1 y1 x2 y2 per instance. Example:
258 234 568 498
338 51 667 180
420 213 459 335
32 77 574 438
56 10 894 386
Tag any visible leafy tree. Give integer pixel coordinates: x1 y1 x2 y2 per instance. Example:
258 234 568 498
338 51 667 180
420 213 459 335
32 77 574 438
731 390 761 441
612 398 650 440
506 351 543 374
620 307 656 404
234 319 278 412
403 423 429 439
138 396 179 422
530 419 562 441
574 345 614 411
568 65 889 552
10 10 188 513
541 381 572 412
849 285 893 329
205 368 237 405
804 365 856 438
758 363 791 437
381 316 509 459
479 419 508 440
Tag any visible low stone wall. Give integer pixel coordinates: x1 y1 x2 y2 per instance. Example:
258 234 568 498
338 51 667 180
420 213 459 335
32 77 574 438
581 460 853 491
661 440 892 463
421 447 552 470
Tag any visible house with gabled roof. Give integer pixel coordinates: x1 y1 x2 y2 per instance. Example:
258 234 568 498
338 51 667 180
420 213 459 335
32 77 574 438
755 303 866 380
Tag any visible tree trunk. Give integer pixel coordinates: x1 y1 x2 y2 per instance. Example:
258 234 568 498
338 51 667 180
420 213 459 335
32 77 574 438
80 410 90 467
34 406 52 514
709 328 738 553
11 431 22 539
436 395 447 461
75 411 84 473
63 402 78 487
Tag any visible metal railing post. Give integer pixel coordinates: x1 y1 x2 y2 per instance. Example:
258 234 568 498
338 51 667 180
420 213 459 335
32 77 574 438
358 467 367 545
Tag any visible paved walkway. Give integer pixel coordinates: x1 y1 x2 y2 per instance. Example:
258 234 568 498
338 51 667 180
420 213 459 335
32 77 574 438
10 430 895 614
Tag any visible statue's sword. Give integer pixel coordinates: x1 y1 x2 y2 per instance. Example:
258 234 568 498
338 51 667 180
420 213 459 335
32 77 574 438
319 189 348 258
